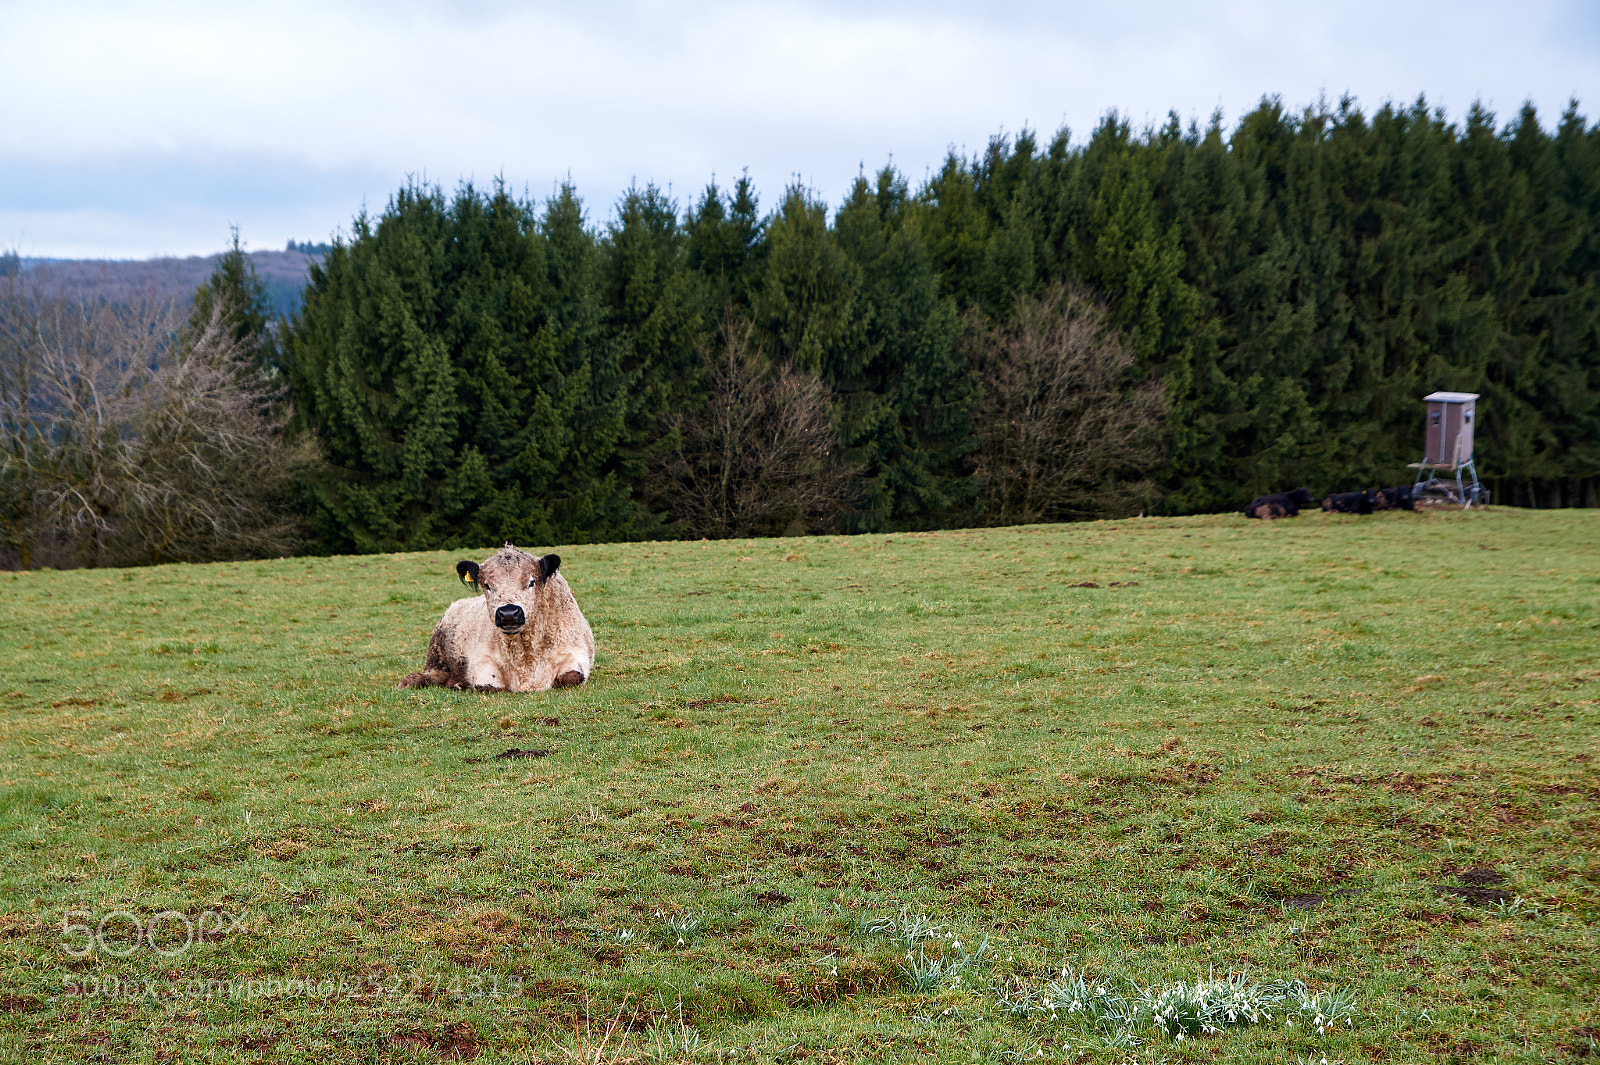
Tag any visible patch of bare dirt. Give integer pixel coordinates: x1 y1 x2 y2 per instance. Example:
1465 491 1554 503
465 747 553 762
1280 894 1325 910
1561 1027 1600 1057
687 695 747 709
389 1026 480 1060
1430 866 1514 906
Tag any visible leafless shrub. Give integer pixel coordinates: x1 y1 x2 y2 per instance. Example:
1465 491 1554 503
0 279 310 569
645 314 857 539
965 282 1168 524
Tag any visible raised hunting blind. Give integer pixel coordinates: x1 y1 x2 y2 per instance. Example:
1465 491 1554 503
1409 391 1488 507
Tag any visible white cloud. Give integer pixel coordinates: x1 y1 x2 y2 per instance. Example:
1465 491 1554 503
1 0 1594 256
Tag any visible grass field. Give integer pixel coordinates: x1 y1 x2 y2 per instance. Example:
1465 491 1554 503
1 507 1596 1063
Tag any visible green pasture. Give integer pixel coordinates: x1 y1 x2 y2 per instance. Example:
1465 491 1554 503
1 508 1596 1063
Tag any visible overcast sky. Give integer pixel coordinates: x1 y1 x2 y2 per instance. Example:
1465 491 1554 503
2 0 1596 260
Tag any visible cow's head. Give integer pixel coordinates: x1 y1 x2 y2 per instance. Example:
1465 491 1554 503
1289 487 1316 507
1375 485 1416 511
455 543 560 636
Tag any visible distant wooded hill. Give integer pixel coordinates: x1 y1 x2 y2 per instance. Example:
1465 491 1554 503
10 247 322 319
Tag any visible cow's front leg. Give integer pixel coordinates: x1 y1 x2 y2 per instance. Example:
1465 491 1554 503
550 654 588 689
465 656 507 691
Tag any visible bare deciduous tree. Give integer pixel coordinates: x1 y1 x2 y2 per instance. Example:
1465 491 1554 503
0 279 309 569
965 282 1168 525
646 315 857 539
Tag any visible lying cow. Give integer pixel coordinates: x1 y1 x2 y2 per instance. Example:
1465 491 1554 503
399 543 594 692
1322 489 1375 514
1243 487 1316 520
1372 484 1419 511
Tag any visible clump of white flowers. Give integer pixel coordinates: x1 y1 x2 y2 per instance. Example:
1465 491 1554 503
1136 972 1279 1039
1290 985 1358 1035
1040 966 1131 1029
992 967 1357 1049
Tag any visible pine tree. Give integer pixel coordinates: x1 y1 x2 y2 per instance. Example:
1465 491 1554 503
1073 117 1217 509
1542 103 1600 505
919 151 992 309
831 167 977 529
190 228 282 376
602 183 710 442
759 184 861 378
685 175 767 312
1183 100 1321 503
286 181 654 553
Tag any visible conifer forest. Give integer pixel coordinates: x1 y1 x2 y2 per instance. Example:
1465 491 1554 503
6 97 1599 563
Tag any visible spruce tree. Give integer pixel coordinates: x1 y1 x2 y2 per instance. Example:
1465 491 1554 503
831 167 977 529
685 175 767 312
602 184 710 442
190 228 282 376
286 181 653 553
759 185 861 378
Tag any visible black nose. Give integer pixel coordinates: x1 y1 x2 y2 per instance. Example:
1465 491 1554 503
494 605 525 628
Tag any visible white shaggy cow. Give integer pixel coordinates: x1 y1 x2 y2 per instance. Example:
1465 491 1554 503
398 544 594 691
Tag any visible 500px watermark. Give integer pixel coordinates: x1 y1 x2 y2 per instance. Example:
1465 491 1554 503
62 909 247 958
64 973 525 1002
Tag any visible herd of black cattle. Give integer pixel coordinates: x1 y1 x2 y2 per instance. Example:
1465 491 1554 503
1242 485 1422 520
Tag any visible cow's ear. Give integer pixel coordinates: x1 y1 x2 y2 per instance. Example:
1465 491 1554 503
538 554 561 583
456 560 482 592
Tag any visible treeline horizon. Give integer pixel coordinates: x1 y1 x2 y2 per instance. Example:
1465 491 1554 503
1 246 323 320
4 94 1598 566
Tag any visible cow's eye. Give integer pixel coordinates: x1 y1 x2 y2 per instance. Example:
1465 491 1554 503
529 577 537 588
483 583 493 593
